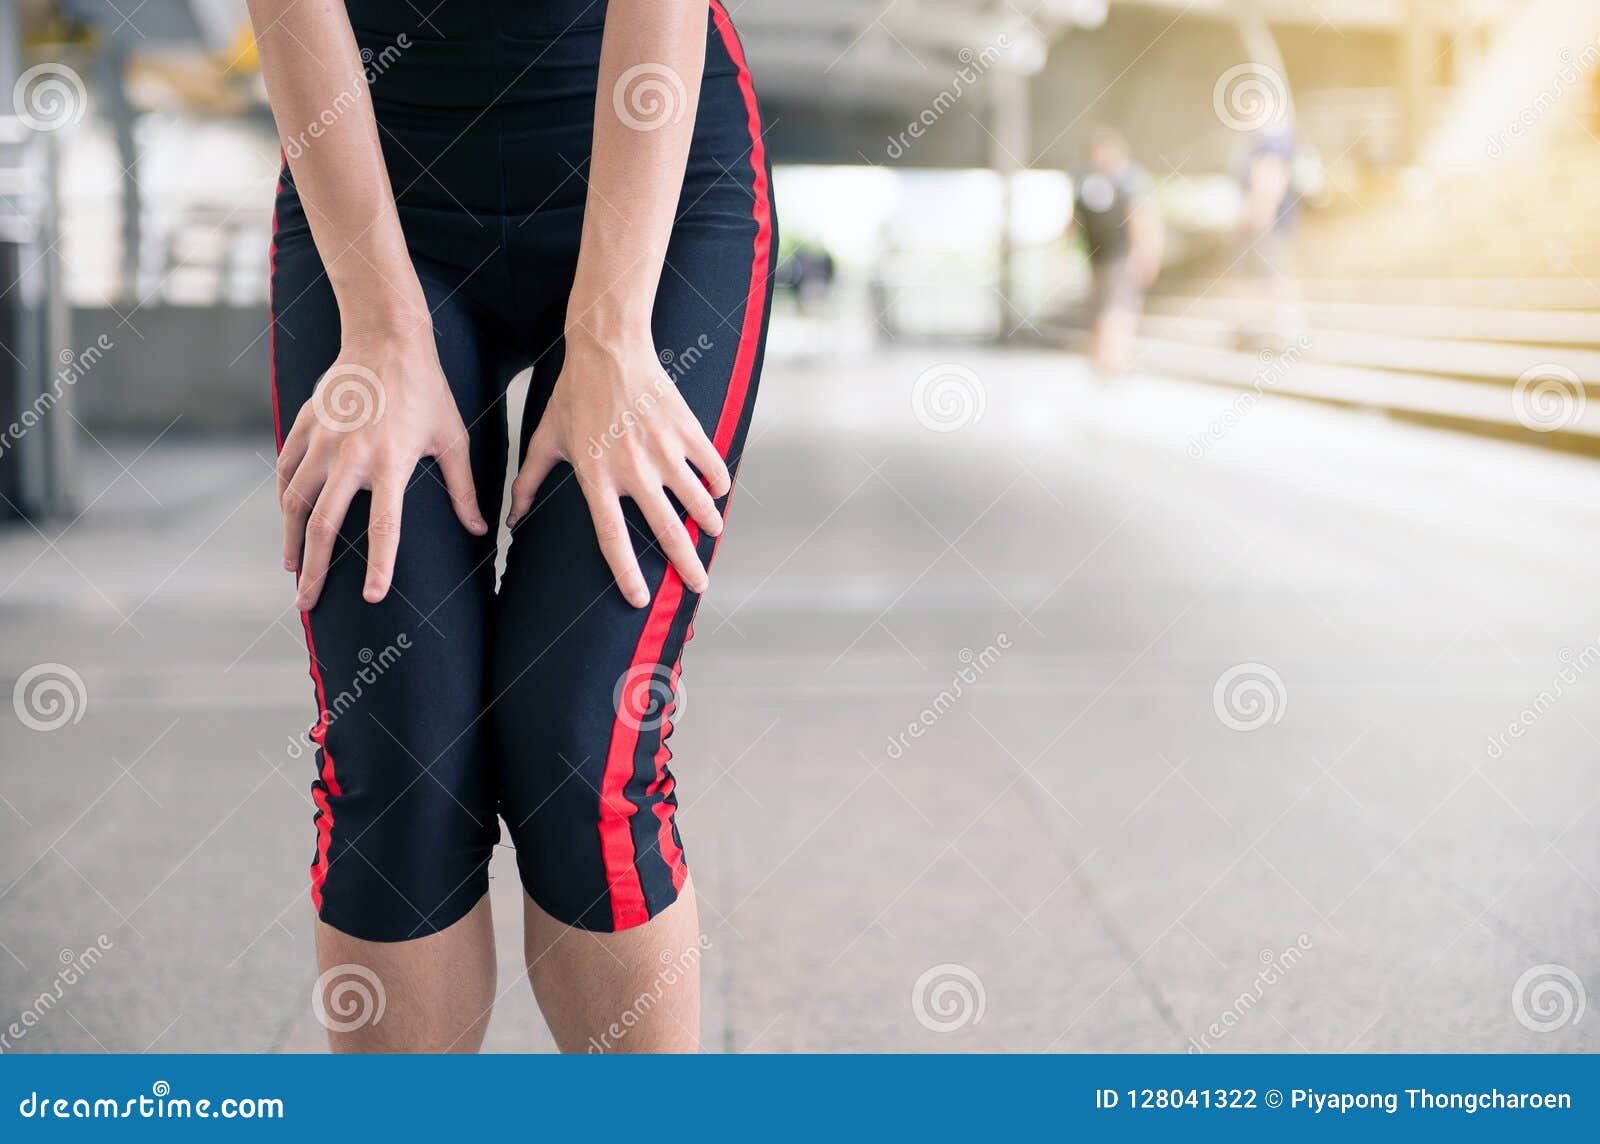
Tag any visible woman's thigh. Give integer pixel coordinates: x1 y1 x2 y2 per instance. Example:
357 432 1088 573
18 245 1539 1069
489 150 776 934
270 199 514 942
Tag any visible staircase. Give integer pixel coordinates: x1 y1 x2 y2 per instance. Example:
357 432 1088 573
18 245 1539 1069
1123 136 1600 454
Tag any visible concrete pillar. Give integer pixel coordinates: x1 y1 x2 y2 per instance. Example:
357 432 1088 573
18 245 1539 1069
0 0 75 518
1399 0 1435 162
0 0 22 517
989 67 1028 341
1453 21 1488 89
39 128 73 518
99 36 139 306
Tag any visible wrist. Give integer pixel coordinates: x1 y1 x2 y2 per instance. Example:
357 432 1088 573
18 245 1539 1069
565 273 654 339
564 306 653 360
329 245 431 344
336 293 434 351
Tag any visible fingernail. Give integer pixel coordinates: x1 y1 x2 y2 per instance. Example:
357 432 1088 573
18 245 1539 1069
505 512 521 529
283 559 297 572
363 586 383 604
471 517 488 534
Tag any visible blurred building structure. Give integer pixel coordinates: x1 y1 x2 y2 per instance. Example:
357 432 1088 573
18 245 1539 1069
2 0 1599 509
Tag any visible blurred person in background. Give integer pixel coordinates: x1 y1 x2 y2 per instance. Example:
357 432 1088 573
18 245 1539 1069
1070 126 1164 376
1234 126 1304 349
780 239 837 316
251 0 774 1054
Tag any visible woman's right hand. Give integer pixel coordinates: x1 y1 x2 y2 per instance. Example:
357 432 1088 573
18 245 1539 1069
249 0 485 608
277 325 488 610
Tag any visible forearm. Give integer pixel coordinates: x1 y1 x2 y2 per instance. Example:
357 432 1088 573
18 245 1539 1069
567 0 707 345
247 0 425 333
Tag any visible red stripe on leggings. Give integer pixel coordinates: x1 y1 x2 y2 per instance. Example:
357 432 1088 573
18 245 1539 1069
302 614 342 912
597 1 773 927
271 180 341 914
649 652 689 893
707 0 771 455
599 574 685 928
269 161 286 450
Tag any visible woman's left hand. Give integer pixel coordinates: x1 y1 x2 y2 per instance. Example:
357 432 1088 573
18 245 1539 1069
506 328 730 608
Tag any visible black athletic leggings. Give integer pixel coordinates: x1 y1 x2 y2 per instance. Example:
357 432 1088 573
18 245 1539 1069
269 0 774 941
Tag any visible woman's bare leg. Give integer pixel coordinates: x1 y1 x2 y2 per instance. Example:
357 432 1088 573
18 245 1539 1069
524 877 702 1053
314 895 497 1052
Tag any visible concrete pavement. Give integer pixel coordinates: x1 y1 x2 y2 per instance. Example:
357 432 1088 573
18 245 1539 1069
2 346 1599 1052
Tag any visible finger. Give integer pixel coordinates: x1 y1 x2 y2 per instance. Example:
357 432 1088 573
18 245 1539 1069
363 472 405 604
669 461 722 538
507 427 560 528
295 472 360 612
276 410 312 511
280 461 327 575
681 424 731 499
638 487 708 595
434 429 488 536
584 482 649 608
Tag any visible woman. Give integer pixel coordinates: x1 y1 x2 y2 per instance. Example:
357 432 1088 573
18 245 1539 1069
251 0 773 1051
